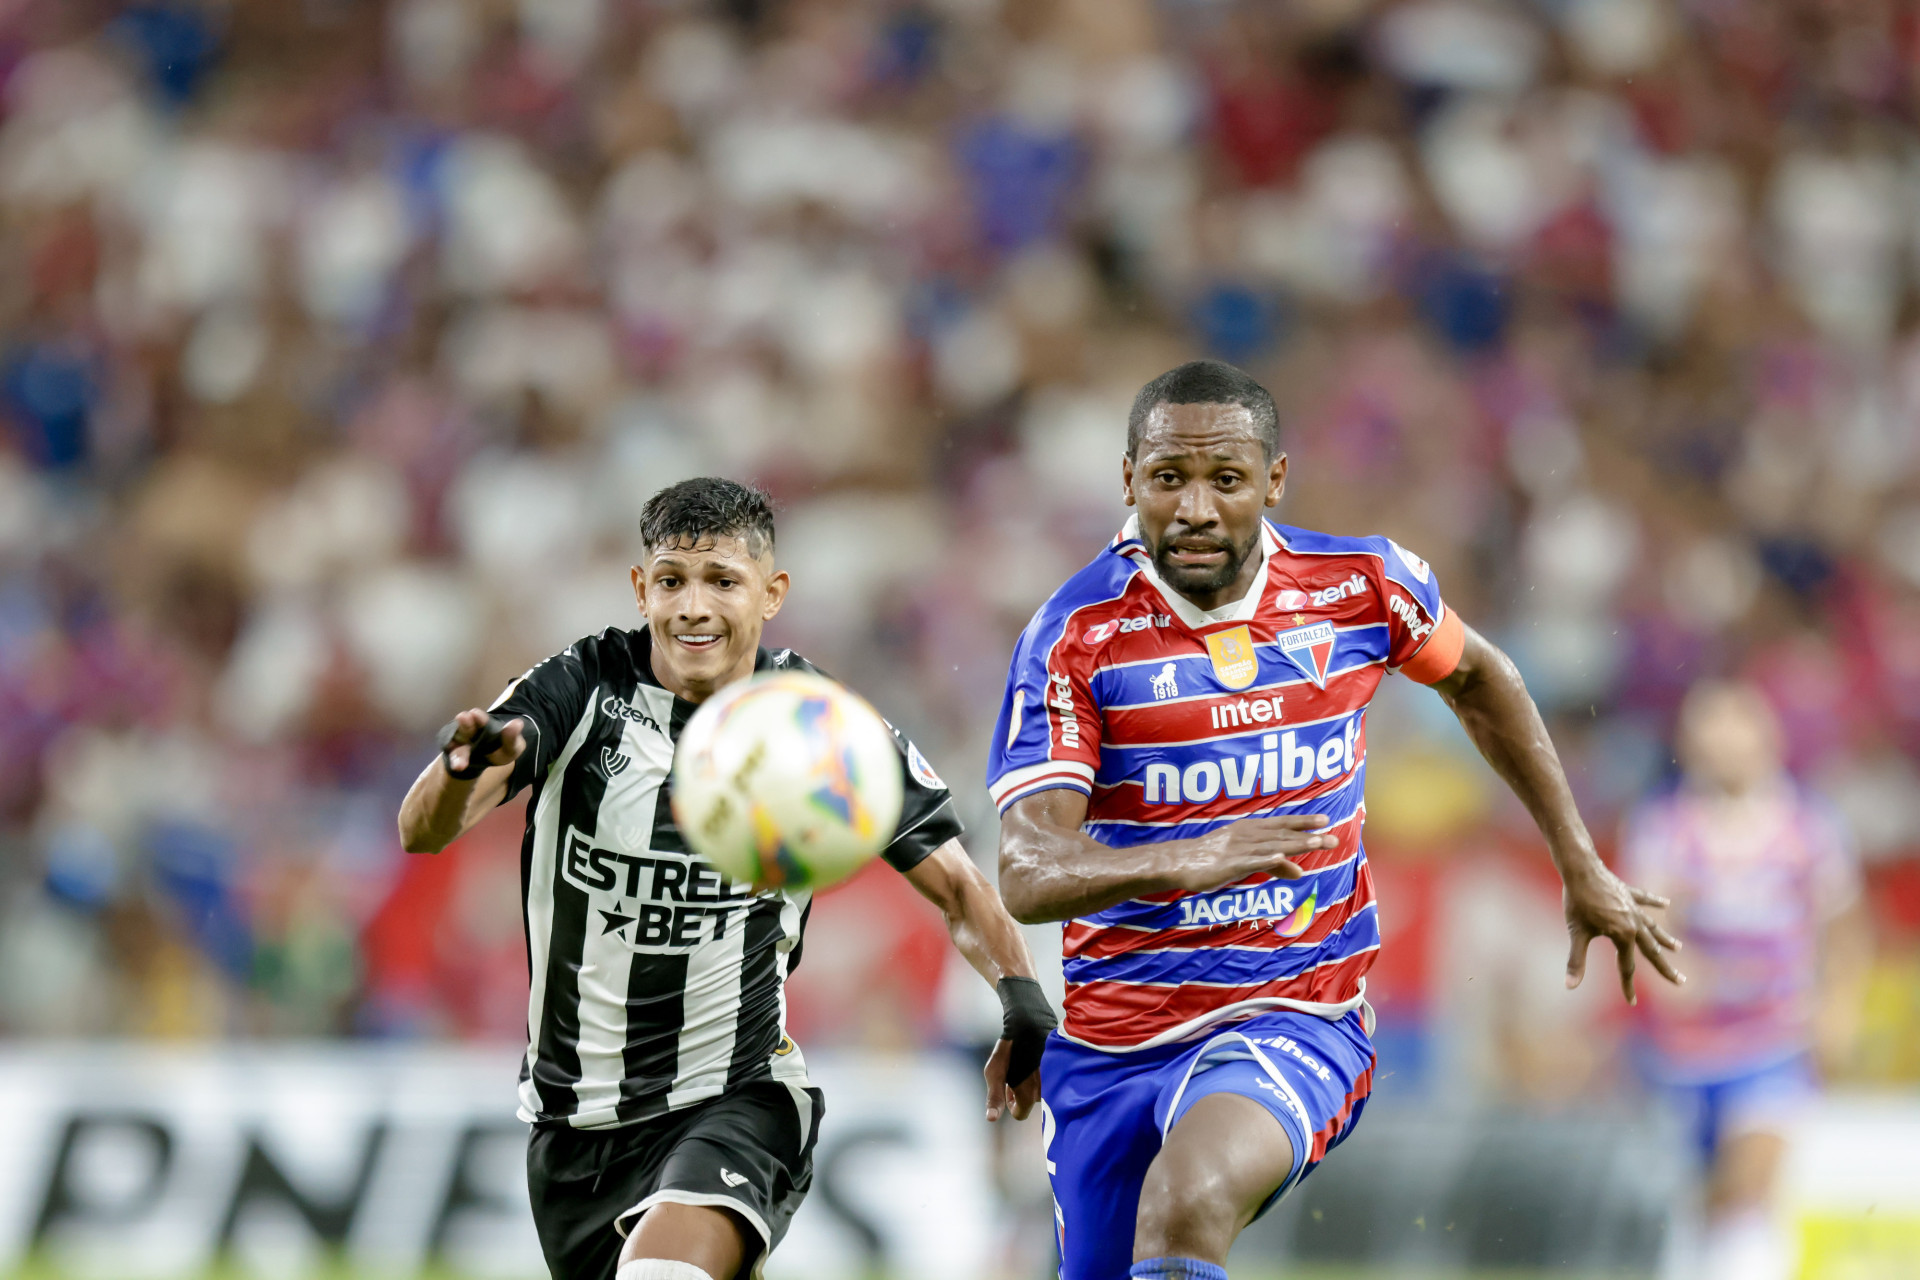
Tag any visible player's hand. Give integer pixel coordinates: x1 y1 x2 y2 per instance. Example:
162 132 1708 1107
983 1038 1040 1122
1563 862 1684 1004
1175 815 1337 894
443 709 527 776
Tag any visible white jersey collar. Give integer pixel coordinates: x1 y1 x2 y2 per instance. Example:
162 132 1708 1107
1119 514 1279 630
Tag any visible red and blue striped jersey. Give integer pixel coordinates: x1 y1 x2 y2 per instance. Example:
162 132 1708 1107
1620 784 1859 1080
988 517 1465 1051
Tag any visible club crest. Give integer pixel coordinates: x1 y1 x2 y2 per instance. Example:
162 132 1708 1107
1205 625 1259 691
601 746 631 777
1276 620 1336 689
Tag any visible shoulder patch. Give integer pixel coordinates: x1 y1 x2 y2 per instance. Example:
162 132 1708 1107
1389 540 1431 584
906 742 946 790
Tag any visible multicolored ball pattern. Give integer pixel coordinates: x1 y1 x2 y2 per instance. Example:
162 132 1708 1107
672 671 904 892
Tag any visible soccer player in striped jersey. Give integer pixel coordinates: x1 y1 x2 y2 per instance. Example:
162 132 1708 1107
398 478 1053 1280
989 361 1684 1280
1622 682 1866 1280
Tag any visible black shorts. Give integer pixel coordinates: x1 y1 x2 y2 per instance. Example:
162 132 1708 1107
526 1081 826 1280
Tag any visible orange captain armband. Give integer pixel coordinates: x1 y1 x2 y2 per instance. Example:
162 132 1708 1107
1400 608 1466 684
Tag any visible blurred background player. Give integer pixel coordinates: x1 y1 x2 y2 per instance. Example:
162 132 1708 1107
397 479 1052 1280
1624 681 1870 1280
991 361 1682 1280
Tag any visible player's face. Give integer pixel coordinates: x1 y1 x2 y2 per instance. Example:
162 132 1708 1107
632 534 790 702
1678 682 1783 795
1123 402 1287 609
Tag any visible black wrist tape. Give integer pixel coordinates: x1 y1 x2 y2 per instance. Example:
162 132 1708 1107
997 975 1057 1088
437 713 514 780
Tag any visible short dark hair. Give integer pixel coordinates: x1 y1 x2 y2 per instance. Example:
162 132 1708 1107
1127 360 1280 459
639 477 777 559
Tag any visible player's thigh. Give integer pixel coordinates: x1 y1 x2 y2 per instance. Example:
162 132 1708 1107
617 1082 823 1276
1709 1129 1789 1212
1135 1091 1295 1263
620 1202 750 1278
1703 1056 1810 1212
1042 1044 1168 1280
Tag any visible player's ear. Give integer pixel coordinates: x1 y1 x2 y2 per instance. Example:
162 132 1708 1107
1121 452 1136 507
1266 453 1288 508
630 564 646 611
762 568 790 620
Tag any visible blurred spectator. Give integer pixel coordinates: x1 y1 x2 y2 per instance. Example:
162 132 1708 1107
0 1 1909 1137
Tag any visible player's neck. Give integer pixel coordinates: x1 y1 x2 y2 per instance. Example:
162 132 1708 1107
1689 773 1783 804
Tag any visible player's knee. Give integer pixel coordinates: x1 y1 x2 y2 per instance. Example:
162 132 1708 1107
1709 1131 1787 1208
619 1202 747 1278
1135 1155 1240 1257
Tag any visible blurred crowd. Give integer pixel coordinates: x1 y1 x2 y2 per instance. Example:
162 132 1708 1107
2 0 1919 1098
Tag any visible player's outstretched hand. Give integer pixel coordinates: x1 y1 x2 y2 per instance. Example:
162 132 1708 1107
1563 862 1684 1005
1177 814 1337 894
441 709 527 777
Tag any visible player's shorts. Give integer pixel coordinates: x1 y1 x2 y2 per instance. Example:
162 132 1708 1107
1656 1053 1815 1162
1041 1007 1375 1280
526 1080 826 1280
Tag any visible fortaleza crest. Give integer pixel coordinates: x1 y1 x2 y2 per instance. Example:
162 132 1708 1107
1276 620 1337 689
1204 625 1259 690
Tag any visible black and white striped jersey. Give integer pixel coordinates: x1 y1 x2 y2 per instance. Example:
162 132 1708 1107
489 626 963 1130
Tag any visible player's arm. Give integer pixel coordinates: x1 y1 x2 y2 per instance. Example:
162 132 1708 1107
997 788 1338 924
1816 900 1872 1073
906 838 1039 988
401 644 587 854
904 839 1051 1122
1812 816 1871 1073
1429 623 1684 1002
397 710 527 853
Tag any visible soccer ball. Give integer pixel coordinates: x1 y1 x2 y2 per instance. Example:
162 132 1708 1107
671 671 904 891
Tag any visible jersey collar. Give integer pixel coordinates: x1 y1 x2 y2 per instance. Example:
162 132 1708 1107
1116 515 1280 630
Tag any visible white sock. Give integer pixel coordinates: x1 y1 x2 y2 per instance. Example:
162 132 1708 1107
616 1262 715 1280
1703 1208 1790 1280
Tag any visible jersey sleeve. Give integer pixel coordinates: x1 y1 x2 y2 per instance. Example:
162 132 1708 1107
489 639 596 803
1373 538 1465 685
986 603 1103 814
879 725 964 874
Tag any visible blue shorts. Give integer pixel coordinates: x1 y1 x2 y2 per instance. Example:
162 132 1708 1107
1040 1009 1376 1280
1658 1054 1815 1162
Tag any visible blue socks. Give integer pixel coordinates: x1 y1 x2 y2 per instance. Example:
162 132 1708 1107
1130 1260 1228 1280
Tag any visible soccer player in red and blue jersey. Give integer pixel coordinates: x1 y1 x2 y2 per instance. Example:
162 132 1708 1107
1622 681 1866 1280
990 361 1685 1280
